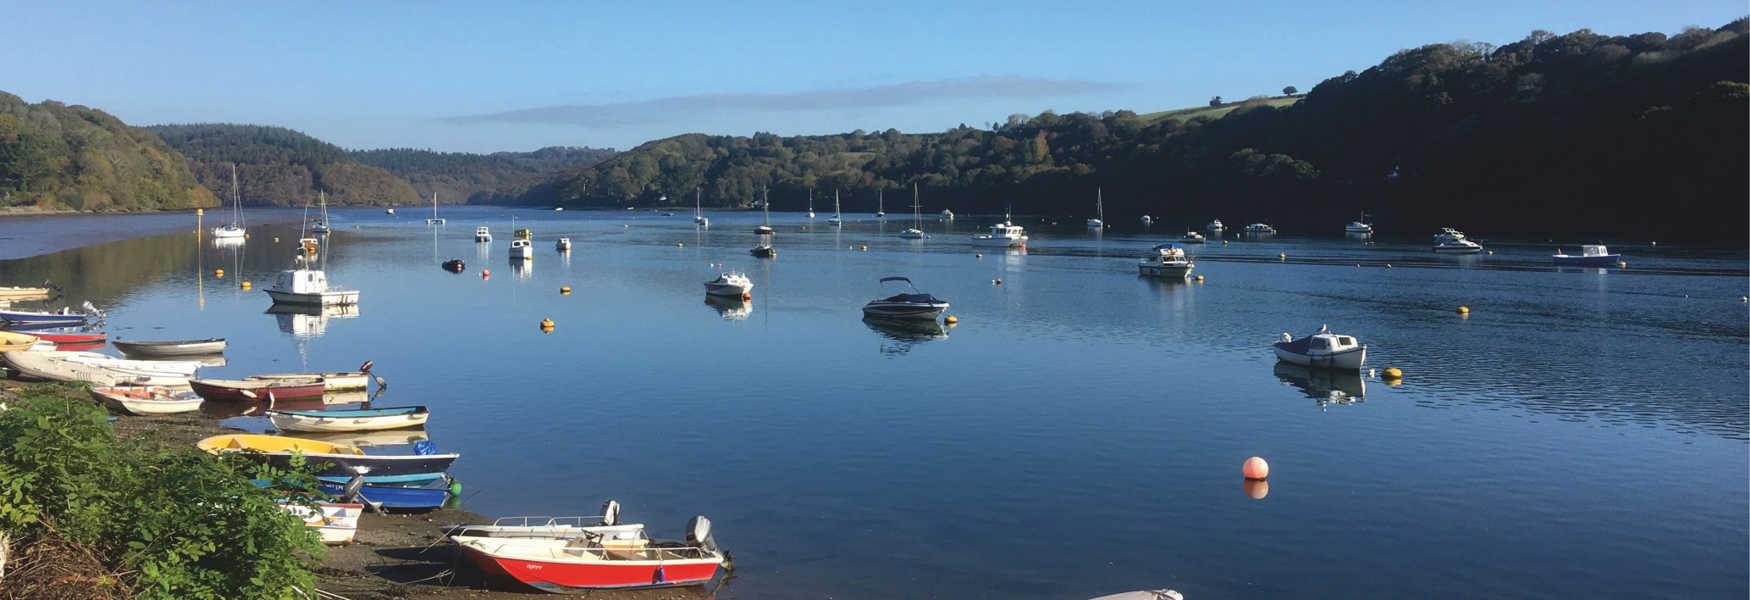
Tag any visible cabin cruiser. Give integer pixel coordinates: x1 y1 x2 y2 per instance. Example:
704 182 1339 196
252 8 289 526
1553 244 1620 267
971 217 1028 248
1180 231 1206 244
509 238 533 260
898 226 925 239
1138 243 1194 278
1243 223 1276 235
267 264 359 307
703 271 753 297
555 237 572 252
1344 213 1374 235
1274 325 1366 371
475 226 492 243
1432 228 1483 253
862 277 950 321
1205 219 1225 234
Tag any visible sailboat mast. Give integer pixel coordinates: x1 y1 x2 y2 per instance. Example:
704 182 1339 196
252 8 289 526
696 188 701 218
230 163 241 226
763 188 770 225
913 182 921 228
834 190 841 216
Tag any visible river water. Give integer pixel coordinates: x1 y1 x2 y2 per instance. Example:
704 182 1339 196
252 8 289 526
2 207 1745 599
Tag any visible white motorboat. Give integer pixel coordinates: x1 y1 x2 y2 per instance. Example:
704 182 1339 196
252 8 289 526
703 271 753 297
212 163 247 240
827 190 844 226
268 262 359 307
509 238 533 260
1432 227 1483 253
425 192 445 225
1140 215 1153 227
971 215 1028 247
1243 223 1276 235
1273 325 1367 371
1087 188 1105 230
862 276 950 320
1206 219 1225 233
475 226 492 243
940 208 954 221
899 182 926 239
1553 244 1621 267
1138 243 1195 278
555 237 572 252
1344 212 1373 235
89 386 204 415
1180 231 1206 244
282 502 363 544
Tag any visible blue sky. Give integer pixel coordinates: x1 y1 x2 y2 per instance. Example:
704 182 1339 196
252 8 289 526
1 0 1741 152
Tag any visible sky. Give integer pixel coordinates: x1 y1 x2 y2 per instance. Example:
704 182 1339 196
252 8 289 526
1 0 1741 153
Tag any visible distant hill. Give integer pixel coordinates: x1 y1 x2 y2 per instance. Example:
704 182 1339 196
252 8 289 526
0 91 215 212
541 20 1748 242
149 124 419 207
351 146 615 205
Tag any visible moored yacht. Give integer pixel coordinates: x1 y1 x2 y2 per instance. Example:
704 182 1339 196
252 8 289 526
751 189 777 258
554 237 572 252
971 212 1028 247
1138 243 1195 278
1205 219 1225 234
1274 325 1367 371
1180 231 1206 244
1344 212 1373 235
862 277 950 321
703 271 753 297
1243 223 1276 235
899 182 926 239
1086 188 1105 230
475 226 492 243
1432 227 1483 253
212 164 247 240
1553 244 1620 267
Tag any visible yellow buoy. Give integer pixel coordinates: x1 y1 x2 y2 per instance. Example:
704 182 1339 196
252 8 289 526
1195 275 1205 282
1382 367 1403 380
560 286 571 295
1617 260 1627 268
1457 305 1470 315
240 281 251 290
944 315 958 325
539 318 555 331
214 269 224 278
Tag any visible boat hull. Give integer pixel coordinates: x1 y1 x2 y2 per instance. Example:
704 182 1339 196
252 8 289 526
456 541 720 591
703 283 751 297
268 407 429 432
3 351 195 386
190 378 327 402
1432 243 1482 254
0 311 89 326
971 236 1026 248
1273 343 1367 371
248 372 370 391
862 302 949 320
267 289 360 307
1553 254 1620 267
89 386 204 415
319 481 448 512
1139 263 1194 278
113 338 226 358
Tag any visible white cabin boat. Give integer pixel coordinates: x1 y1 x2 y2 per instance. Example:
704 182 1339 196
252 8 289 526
1274 326 1367 371
1244 223 1276 235
475 226 492 243
703 271 753 297
1139 243 1194 278
971 216 1028 248
555 237 572 252
1180 231 1206 244
1432 228 1483 253
268 268 359 307
509 238 533 260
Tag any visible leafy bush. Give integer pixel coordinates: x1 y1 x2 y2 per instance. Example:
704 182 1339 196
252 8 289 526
0 388 326 599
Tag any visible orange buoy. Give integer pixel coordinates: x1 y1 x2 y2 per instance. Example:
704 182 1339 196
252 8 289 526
560 286 571 295
741 292 751 301
1244 479 1270 500
481 269 491 280
1243 456 1270 480
944 315 958 325
240 281 251 290
214 269 224 278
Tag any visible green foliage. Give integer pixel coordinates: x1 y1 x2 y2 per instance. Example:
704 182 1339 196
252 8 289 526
0 92 215 211
149 123 420 207
0 388 326 599
352 146 614 205
1283 85 1299 96
1209 96 1223 106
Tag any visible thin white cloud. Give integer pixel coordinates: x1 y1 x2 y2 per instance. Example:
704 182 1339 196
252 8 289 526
448 76 1130 126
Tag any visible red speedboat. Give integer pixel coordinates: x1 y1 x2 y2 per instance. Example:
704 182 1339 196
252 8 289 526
452 516 725 591
189 378 326 402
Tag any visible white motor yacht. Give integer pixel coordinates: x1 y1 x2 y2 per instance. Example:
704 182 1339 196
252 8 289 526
703 271 753 297
1138 243 1195 278
1432 227 1483 253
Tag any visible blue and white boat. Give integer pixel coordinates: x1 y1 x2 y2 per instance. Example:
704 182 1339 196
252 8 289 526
266 405 429 433
1552 244 1620 267
1273 325 1367 371
319 477 452 512
0 302 101 327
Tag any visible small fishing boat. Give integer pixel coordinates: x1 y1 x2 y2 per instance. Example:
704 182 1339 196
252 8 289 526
197 434 459 484
862 277 950 321
189 377 327 402
112 337 226 358
319 478 450 512
267 406 429 433
1179 231 1206 244
247 370 371 391
703 271 753 297
509 238 533 261
0 286 54 301
281 501 363 544
451 516 725 592
1243 223 1276 235
0 302 102 327
1432 227 1483 253
1206 219 1225 233
442 258 466 273
443 500 627 539
3 350 199 386
1273 325 1367 371
268 266 359 307
0 331 43 352
475 226 492 243
555 237 572 252
1086 188 1105 230
971 214 1028 248
88 385 205 415
1553 244 1621 267
1139 243 1195 278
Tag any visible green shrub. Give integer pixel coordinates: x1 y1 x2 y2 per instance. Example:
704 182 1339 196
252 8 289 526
0 388 326 599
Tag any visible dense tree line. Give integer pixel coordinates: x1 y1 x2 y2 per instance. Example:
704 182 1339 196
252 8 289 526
543 21 1747 242
352 146 614 205
0 92 215 211
149 124 421 207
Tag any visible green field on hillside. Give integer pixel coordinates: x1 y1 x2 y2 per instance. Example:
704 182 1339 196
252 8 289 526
1138 96 1301 123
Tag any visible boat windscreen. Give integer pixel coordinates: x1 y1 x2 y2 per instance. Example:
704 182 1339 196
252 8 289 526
878 276 913 284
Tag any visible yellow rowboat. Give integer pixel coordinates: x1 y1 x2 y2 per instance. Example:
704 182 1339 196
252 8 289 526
0 331 43 352
0 286 53 301
196 434 459 483
197 434 363 456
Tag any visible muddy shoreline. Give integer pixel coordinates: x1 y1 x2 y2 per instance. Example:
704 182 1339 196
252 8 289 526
1 381 715 599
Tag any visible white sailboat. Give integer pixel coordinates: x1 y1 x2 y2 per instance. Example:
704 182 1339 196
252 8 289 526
876 189 886 218
899 182 925 239
311 190 331 234
827 190 843 226
425 192 444 225
694 188 707 226
1086 188 1104 230
751 188 776 257
807 190 815 219
211 163 247 240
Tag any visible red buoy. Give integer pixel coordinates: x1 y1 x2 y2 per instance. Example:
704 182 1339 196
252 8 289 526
1243 456 1270 480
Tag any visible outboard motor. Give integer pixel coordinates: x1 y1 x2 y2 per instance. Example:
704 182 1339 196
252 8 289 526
686 515 713 548
342 474 367 501
600 499 620 526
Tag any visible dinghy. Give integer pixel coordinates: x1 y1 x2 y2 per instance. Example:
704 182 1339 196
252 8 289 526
113 337 226 358
320 478 450 512
267 406 429 433
31 331 106 347
3 351 199 386
1273 325 1367 371
0 331 44 352
88 385 204 415
0 302 102 327
247 370 371 391
451 515 725 592
197 434 459 484
281 501 363 544
189 378 327 402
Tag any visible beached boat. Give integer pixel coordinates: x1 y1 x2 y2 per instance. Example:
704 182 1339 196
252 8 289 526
1139 243 1195 278
451 516 724 592
112 337 226 358
703 271 753 297
197 434 459 483
320 478 450 512
281 501 363 544
0 286 54 301
1273 325 1367 371
1553 244 1621 267
0 302 102 327
0 331 43 352
301 429 428 448
31 332 106 346
1432 227 1483 253
189 378 327 402
267 406 429 433
3 351 200 386
862 277 950 321
247 370 371 391
88 385 204 415
443 501 628 539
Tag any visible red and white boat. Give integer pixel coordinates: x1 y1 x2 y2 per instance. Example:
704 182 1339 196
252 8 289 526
31 331 107 346
189 377 326 402
452 516 725 591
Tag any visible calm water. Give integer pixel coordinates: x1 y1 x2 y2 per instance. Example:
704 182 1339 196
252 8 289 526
3 207 1746 599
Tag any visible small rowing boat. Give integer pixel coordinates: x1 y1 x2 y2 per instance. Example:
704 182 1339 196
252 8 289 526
267 406 429 433
0 331 43 352
320 477 451 512
451 515 724 591
88 385 205 415
113 337 227 358
197 434 459 484
0 302 101 327
30 332 106 346
189 378 326 402
246 371 370 391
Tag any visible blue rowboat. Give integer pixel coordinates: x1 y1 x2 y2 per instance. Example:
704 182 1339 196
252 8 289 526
318 479 451 512
0 309 91 326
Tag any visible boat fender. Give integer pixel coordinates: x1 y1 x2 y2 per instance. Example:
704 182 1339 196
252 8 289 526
601 499 620 526
686 515 712 545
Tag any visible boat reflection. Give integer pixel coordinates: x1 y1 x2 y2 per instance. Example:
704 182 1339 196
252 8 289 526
266 303 360 338
1273 363 1366 408
704 295 751 321
863 317 949 355
199 390 370 419
511 258 533 279
297 429 429 449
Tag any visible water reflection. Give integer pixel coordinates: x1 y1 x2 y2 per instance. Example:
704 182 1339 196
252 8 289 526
511 258 533 279
1273 363 1366 408
704 296 752 321
266 304 360 338
863 317 949 355
299 429 429 448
